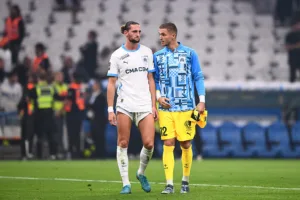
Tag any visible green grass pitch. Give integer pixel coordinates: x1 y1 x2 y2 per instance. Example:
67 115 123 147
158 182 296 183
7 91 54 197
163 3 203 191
0 159 299 200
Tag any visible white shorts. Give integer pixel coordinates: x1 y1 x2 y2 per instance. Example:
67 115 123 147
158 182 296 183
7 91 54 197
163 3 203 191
116 107 152 126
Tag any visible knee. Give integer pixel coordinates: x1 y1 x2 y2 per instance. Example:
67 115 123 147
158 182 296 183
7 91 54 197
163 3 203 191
164 139 175 147
180 141 192 149
118 139 129 148
143 141 154 150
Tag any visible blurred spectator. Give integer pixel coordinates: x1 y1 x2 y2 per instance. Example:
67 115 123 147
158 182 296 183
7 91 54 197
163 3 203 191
61 56 75 84
275 0 300 26
65 71 86 159
80 30 98 78
17 73 37 160
0 45 12 73
87 80 107 158
285 13 300 82
53 72 68 158
0 71 22 112
0 58 5 83
33 43 51 73
98 46 111 77
0 5 25 65
14 56 32 87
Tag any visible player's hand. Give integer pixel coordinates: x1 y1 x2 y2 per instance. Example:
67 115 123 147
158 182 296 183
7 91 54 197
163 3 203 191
152 106 159 121
108 112 117 126
196 102 205 113
158 97 171 109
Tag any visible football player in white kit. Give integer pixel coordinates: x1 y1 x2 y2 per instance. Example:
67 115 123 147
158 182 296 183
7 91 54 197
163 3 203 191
106 21 158 194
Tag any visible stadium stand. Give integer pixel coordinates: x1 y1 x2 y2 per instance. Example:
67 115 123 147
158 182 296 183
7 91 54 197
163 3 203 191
200 123 227 157
291 122 300 153
0 0 292 81
243 122 268 157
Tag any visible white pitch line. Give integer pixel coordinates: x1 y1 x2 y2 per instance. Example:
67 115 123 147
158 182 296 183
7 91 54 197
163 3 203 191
0 176 300 191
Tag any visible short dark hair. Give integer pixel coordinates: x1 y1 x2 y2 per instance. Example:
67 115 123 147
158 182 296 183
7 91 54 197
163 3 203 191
159 22 178 36
89 30 97 39
11 5 21 16
120 21 139 34
35 42 46 51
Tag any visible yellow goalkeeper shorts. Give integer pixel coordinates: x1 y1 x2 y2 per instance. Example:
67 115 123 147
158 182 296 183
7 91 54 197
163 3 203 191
158 110 197 141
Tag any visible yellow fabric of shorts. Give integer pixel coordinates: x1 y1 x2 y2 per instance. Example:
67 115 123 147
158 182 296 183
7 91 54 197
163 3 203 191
158 110 196 141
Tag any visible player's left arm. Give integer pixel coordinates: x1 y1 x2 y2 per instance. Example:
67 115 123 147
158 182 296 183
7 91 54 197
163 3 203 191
191 50 206 112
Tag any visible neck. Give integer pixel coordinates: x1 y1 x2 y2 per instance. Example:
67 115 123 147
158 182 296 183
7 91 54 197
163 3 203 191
168 41 179 51
125 41 139 50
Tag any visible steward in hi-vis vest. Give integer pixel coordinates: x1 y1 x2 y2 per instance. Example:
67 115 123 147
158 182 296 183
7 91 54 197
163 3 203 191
28 72 63 160
53 72 68 157
65 71 86 159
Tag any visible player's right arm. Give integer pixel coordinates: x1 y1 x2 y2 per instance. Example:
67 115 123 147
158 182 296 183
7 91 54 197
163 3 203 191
153 53 170 109
107 54 119 126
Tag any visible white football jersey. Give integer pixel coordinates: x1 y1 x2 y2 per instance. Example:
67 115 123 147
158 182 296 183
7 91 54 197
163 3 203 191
107 44 155 112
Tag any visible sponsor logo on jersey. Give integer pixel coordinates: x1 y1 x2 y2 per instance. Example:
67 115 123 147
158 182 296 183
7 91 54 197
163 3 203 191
125 67 148 74
120 53 130 60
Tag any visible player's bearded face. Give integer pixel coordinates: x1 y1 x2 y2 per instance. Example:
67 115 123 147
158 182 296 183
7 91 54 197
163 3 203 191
127 25 141 43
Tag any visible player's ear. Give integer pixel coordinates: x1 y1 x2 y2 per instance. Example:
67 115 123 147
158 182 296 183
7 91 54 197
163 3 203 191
172 33 176 39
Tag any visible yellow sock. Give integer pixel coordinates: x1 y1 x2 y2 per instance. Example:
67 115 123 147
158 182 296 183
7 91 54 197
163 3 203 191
163 145 175 184
181 145 193 182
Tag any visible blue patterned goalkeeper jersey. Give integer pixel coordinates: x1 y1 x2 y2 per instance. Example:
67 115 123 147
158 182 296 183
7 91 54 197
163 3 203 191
154 42 205 112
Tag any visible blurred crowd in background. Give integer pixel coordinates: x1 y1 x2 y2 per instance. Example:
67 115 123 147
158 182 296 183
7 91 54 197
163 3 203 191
0 1 111 160
1 0 300 160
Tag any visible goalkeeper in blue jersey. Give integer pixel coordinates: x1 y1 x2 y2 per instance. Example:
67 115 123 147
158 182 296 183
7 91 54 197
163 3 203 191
153 22 207 194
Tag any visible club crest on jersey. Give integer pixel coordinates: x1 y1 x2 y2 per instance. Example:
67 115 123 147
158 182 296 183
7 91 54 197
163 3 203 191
120 53 130 60
179 55 186 64
142 55 148 65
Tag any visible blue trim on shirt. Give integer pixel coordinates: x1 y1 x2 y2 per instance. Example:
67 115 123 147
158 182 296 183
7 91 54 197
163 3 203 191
148 69 155 73
121 44 140 52
107 73 118 77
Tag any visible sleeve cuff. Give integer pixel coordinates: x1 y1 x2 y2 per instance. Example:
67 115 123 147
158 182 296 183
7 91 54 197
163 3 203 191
199 95 205 103
107 73 118 77
148 69 155 73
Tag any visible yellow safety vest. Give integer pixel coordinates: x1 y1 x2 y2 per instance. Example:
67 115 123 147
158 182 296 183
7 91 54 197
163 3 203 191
53 82 68 111
36 81 54 109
